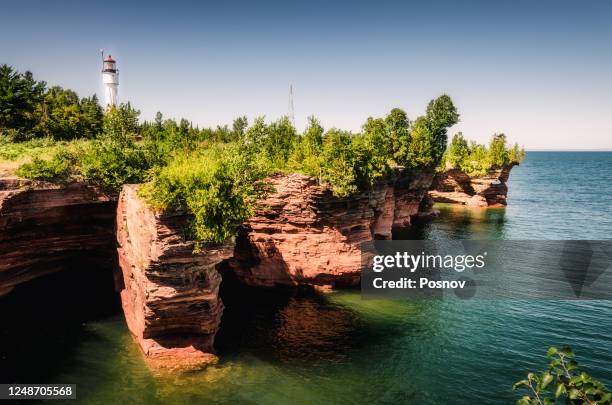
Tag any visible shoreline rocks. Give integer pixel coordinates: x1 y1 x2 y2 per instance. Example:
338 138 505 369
429 164 516 207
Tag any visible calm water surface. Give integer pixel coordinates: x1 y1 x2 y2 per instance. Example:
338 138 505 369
1 152 610 404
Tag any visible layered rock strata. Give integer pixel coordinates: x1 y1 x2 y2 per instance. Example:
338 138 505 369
429 164 516 207
116 185 233 370
0 177 116 297
226 169 434 288
1 169 436 370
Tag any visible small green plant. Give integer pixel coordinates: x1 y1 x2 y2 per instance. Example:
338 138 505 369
513 346 611 405
16 148 76 182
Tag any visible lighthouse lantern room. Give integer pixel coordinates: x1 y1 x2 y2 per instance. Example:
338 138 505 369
101 53 119 107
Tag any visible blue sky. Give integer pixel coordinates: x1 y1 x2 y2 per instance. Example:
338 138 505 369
1 0 611 149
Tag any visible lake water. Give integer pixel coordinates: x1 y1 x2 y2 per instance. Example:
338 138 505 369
1 152 611 404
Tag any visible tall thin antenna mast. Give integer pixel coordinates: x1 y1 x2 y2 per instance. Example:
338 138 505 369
100 49 104 70
288 84 295 127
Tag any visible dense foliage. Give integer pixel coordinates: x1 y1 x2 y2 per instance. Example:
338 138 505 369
16 106 149 189
139 143 268 243
1 66 525 243
513 346 611 405
442 132 525 176
1 65 103 141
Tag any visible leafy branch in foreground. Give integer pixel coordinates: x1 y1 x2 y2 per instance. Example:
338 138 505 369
513 346 611 405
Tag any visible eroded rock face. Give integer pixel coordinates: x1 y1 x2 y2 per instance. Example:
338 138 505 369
116 184 233 371
429 164 516 207
0 177 116 297
226 169 434 288
1 170 436 370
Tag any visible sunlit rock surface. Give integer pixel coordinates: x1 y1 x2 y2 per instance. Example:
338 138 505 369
116 184 233 370
429 164 516 207
227 170 434 288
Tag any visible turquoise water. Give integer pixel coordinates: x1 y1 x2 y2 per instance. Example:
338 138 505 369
1 152 611 404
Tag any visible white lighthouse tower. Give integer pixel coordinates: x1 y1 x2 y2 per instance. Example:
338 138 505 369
101 53 119 107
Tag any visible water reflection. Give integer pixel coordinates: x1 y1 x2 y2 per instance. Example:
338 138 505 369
217 280 361 365
395 203 507 240
0 264 121 383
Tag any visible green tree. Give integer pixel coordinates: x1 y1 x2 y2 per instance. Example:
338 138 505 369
231 116 248 140
508 142 526 164
361 117 392 185
488 133 509 167
424 94 459 164
154 111 163 128
445 132 470 169
266 116 297 167
0 65 46 139
464 142 491 176
303 115 324 154
102 103 140 144
78 94 104 138
406 117 436 167
385 107 410 164
321 129 357 197
35 87 103 140
242 116 267 147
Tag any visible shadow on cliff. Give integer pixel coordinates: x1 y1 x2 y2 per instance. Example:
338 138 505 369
0 259 121 383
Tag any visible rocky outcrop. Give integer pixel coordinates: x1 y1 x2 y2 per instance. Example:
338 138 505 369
116 185 233 371
429 164 516 207
0 177 116 297
1 168 436 370
226 169 434 288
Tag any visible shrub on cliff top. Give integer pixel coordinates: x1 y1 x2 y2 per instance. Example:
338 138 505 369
16 148 76 182
14 137 151 192
139 143 268 243
443 133 525 176
7 69 467 243
78 138 150 191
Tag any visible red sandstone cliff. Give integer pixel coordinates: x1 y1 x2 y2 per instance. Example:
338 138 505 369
115 184 233 370
0 177 116 297
429 164 516 207
226 169 434 288
114 170 434 368
1 169 435 370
